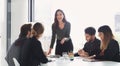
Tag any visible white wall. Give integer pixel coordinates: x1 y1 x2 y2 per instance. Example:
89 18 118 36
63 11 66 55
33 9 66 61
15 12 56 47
0 0 28 66
35 0 120 53
0 0 7 66
11 0 28 44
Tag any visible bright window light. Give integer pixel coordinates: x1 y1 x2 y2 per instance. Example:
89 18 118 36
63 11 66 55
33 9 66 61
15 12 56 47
35 0 120 53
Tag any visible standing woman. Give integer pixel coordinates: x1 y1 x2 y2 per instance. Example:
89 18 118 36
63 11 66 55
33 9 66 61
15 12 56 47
48 9 73 56
95 25 120 62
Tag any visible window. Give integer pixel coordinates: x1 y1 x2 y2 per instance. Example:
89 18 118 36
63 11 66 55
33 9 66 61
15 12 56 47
34 0 120 53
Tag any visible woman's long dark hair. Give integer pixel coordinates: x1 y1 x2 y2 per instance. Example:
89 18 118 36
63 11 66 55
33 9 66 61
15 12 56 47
98 25 114 50
54 9 67 27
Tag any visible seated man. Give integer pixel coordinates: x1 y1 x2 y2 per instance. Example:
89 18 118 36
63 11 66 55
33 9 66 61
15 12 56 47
5 24 32 66
74 27 100 57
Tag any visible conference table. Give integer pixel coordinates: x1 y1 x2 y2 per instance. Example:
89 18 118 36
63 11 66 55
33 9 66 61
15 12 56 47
41 56 120 66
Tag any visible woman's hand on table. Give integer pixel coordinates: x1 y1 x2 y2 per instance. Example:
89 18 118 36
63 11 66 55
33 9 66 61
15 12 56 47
48 48 53 55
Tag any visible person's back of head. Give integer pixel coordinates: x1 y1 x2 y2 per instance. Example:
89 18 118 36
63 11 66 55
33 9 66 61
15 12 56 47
32 22 44 39
19 24 32 38
15 23 32 46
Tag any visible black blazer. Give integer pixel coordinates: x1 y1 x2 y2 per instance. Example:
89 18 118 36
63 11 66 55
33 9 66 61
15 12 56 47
95 39 120 62
26 37 48 66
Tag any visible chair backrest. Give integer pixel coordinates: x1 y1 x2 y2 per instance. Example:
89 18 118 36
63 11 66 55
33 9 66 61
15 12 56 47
13 58 20 66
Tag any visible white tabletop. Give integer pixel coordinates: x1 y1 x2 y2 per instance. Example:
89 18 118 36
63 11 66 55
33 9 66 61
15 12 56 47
41 57 120 66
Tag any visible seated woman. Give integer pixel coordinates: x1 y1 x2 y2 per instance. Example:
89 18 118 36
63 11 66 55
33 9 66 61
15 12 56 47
94 25 120 62
26 22 48 66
